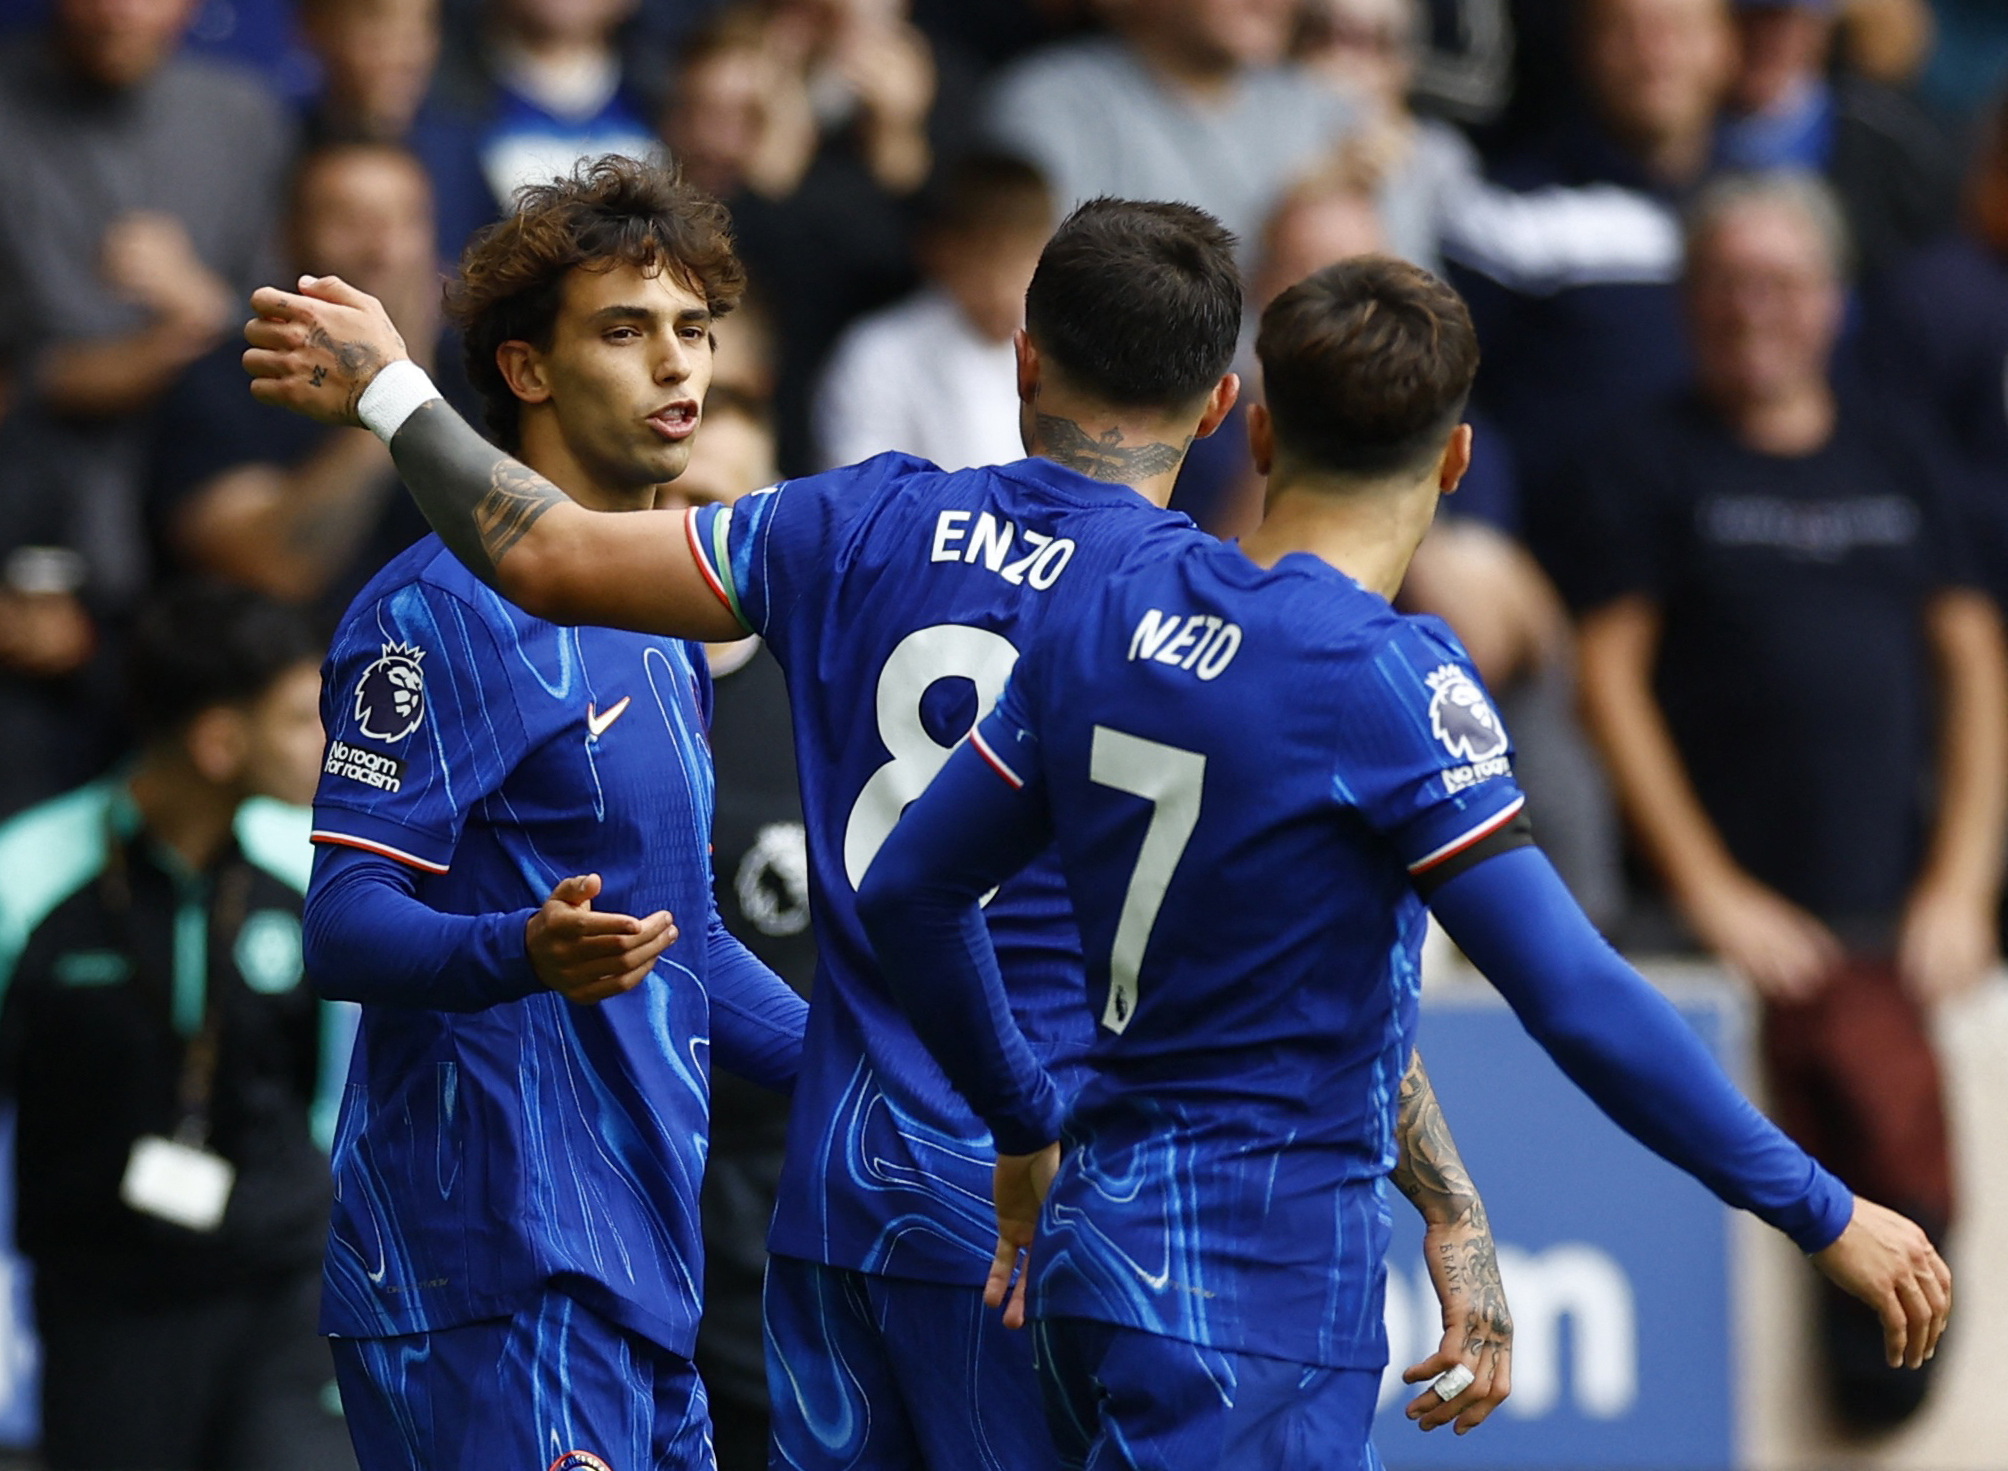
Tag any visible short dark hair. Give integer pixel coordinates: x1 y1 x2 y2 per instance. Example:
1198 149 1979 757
1024 199 1242 410
1256 256 1479 476
447 155 747 450
921 152 1052 239
127 582 321 742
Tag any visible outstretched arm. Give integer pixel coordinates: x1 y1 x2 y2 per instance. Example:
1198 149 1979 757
242 276 743 639
1391 1050 1513 1435
1432 845 1952 1368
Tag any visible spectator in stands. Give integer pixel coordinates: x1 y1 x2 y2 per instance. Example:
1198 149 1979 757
1719 0 1957 279
1571 172 2006 1428
0 0 294 609
983 0 1358 259
1294 0 1483 272
0 582 353 1471
813 153 1052 470
428 0 659 243
654 392 813 1471
297 0 499 266
300 0 441 144
1449 0 1733 578
1867 97 2008 629
153 142 473 626
662 1 972 472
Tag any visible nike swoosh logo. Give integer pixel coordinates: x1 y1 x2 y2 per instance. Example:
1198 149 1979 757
586 696 631 740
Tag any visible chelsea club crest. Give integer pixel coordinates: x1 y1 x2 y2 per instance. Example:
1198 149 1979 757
354 641 427 743
1425 664 1508 763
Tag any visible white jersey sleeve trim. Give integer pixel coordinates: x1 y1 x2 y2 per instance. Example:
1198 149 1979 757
1407 796 1526 875
311 830 452 875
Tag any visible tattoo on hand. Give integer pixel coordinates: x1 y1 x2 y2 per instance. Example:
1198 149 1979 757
309 365 328 388
306 326 385 420
1395 1051 1513 1354
473 460 566 572
1035 414 1189 483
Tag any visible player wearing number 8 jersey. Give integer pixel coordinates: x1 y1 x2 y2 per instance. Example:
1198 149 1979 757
855 256 1955 1470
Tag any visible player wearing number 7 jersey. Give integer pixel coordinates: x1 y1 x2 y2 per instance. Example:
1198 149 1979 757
856 256 1954 1470
248 192 1252 1468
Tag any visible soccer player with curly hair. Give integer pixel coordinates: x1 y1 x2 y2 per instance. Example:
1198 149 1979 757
293 157 807 1470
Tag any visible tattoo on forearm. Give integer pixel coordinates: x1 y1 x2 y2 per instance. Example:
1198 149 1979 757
306 327 385 421
474 460 566 568
1392 1050 1476 1223
1034 414 1189 483
388 401 565 589
1395 1051 1513 1356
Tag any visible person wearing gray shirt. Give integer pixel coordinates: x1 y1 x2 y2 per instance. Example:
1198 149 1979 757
0 0 293 611
983 0 1356 259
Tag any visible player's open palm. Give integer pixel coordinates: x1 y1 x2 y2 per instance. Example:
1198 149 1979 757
244 274 408 427
986 1142 1060 1331
527 873 679 1005
1403 1217 1513 1435
1813 1195 1951 1369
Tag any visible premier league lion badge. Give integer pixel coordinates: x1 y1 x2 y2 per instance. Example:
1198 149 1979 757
354 641 427 743
1425 664 1507 763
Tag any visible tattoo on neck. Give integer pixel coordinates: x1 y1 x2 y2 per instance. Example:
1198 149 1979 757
473 460 565 571
307 327 386 422
1035 414 1189 483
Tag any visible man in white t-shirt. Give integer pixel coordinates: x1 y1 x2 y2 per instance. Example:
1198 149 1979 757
812 153 1052 471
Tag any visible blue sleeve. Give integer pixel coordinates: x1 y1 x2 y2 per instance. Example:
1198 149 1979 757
686 455 920 662
1432 846 1854 1253
858 691 1067 1155
312 576 531 874
705 906 808 1094
303 844 542 1012
1335 621 1529 886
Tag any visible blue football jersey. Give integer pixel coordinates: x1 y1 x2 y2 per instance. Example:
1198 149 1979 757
687 453 1199 1282
310 536 725 1356
970 540 1528 1370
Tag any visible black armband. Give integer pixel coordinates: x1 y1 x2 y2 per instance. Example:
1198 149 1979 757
1410 810 1536 900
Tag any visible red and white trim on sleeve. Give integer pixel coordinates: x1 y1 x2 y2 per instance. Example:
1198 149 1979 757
1406 797 1526 877
311 830 452 875
969 727 1026 790
685 508 735 615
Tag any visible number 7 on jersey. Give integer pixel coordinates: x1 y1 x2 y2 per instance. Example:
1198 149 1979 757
1089 727 1206 1034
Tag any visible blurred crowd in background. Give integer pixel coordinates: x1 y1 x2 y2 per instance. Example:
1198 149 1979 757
3 0 2008 1463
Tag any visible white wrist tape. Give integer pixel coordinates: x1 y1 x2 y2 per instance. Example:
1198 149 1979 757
357 360 442 443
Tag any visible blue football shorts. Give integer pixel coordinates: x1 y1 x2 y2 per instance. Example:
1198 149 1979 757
1034 1316 1385 1471
330 1287 714 1471
765 1253 1056 1470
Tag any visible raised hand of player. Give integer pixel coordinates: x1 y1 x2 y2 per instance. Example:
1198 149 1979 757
243 274 409 427
1812 1195 1951 1369
1402 1214 1514 1434
986 1142 1060 1331
526 874 679 1005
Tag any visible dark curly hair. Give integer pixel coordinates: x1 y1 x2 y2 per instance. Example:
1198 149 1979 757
446 155 747 450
